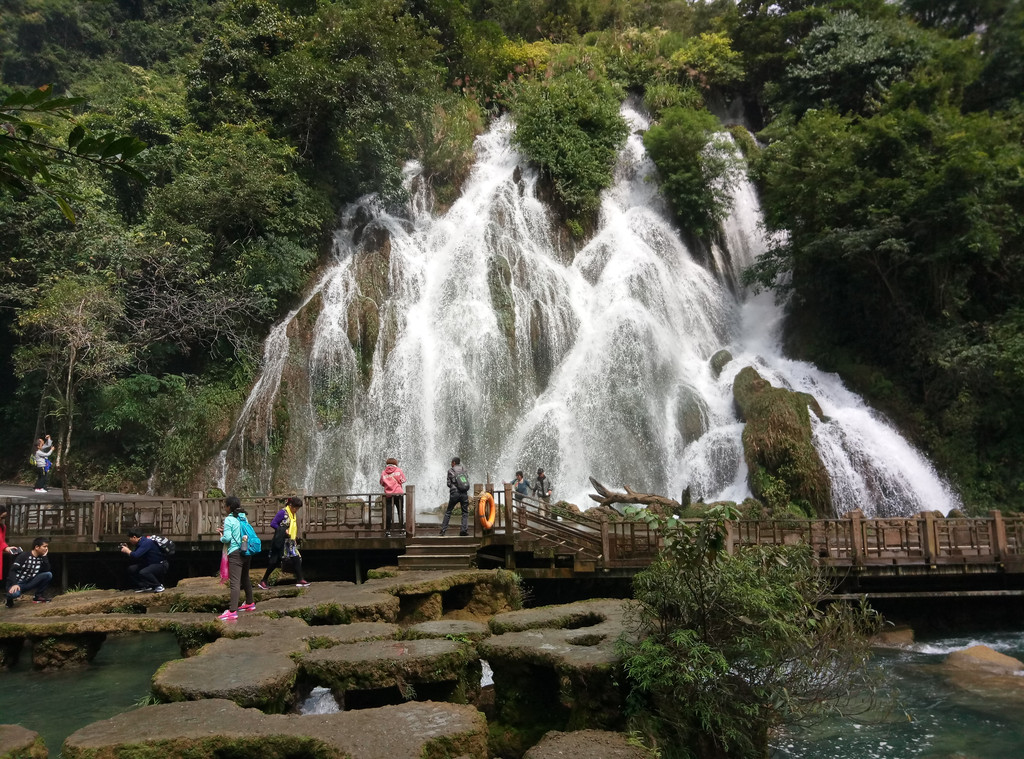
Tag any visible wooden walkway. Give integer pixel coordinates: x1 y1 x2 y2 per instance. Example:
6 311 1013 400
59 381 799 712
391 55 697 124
6 484 1024 587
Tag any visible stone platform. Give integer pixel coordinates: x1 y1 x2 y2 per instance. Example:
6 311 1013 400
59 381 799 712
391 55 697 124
1 568 641 758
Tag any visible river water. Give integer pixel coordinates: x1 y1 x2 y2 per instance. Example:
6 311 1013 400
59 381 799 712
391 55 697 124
0 632 181 756
773 629 1024 758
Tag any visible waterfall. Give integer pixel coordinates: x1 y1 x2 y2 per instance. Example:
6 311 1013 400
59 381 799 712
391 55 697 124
220 104 959 517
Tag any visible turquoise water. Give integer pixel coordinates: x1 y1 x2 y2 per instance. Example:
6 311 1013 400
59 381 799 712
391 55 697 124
0 632 181 757
772 630 1024 759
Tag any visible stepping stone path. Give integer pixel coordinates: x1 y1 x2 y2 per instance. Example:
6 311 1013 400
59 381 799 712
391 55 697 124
0 569 643 758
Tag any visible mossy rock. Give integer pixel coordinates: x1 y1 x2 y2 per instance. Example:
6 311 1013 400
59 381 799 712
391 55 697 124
733 366 832 518
31 632 107 669
0 725 46 759
488 254 517 357
710 349 733 378
298 637 481 706
62 699 489 759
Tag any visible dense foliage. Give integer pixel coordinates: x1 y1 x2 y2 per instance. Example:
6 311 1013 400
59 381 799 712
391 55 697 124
620 506 879 758
0 0 1022 515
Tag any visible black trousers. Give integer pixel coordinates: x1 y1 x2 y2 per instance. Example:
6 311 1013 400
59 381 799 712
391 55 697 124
128 561 167 589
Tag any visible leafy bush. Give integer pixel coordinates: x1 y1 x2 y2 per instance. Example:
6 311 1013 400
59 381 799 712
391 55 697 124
619 506 880 758
642 105 737 238
508 68 627 215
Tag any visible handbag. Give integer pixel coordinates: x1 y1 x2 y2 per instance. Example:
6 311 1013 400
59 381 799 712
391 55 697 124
284 538 301 558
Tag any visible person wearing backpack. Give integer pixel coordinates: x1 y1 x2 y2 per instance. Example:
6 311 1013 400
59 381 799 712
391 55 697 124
441 456 470 537
380 458 407 537
258 496 309 589
119 529 168 593
32 436 53 493
217 495 256 620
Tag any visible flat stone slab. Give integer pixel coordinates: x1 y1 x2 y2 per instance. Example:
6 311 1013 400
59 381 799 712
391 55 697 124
300 638 479 698
524 730 651 759
0 724 45 758
482 599 634 670
62 699 488 759
480 599 634 732
153 615 311 711
301 622 401 647
406 620 491 641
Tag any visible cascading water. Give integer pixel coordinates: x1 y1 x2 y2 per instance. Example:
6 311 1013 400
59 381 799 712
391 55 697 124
220 104 958 517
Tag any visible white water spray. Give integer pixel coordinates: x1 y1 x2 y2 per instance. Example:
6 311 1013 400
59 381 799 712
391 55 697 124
220 104 958 517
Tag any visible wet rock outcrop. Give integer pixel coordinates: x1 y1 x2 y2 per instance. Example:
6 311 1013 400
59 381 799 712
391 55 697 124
733 366 832 517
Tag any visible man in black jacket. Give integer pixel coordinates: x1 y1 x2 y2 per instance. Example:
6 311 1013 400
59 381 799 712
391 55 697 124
119 530 168 593
4 537 52 607
441 457 470 536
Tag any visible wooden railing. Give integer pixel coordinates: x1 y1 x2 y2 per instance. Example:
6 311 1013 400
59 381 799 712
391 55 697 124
4 487 417 543
5 488 1023 575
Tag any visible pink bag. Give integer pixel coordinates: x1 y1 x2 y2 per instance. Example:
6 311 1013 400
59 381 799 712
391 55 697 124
219 546 229 584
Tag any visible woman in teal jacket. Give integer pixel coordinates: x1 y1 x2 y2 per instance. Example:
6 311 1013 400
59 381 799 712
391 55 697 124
217 495 255 620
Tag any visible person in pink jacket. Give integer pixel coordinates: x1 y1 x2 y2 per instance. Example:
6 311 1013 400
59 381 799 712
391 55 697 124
380 457 407 537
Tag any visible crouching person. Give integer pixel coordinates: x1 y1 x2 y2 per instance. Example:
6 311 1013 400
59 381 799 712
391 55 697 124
5 537 52 607
120 530 167 593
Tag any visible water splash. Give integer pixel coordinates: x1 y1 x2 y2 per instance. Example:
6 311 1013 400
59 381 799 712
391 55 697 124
299 686 341 714
220 104 958 516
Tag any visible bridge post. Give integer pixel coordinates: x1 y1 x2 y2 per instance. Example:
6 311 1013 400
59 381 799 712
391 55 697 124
990 510 1007 562
503 482 514 538
921 511 937 565
190 492 201 541
848 510 864 566
405 485 416 537
91 493 104 543
601 521 610 564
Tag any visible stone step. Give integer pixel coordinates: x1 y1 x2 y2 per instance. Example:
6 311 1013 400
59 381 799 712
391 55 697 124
409 535 479 545
398 554 475 569
404 544 476 557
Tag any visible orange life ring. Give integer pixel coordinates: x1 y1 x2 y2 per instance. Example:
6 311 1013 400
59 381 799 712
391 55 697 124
478 491 496 530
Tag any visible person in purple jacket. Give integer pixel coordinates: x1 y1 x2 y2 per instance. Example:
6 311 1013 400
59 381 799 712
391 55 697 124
257 496 309 589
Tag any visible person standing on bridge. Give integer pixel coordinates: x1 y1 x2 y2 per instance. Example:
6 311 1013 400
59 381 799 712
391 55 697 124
32 435 53 493
532 468 552 517
217 496 256 621
441 457 470 537
380 457 407 537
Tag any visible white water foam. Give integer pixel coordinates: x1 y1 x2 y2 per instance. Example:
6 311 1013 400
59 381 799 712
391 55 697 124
220 104 959 517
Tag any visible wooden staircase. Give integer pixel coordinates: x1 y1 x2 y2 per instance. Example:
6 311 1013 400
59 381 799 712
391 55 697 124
398 535 479 570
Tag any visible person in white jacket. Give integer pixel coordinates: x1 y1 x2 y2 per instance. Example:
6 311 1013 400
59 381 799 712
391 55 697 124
32 436 53 493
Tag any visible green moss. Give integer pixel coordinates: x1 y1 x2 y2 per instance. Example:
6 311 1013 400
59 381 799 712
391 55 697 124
733 366 833 518
62 735 346 759
285 603 354 626
486 720 550 759
167 621 223 657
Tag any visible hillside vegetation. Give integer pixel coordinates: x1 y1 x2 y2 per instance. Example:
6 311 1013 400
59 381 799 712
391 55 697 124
1 0 1021 513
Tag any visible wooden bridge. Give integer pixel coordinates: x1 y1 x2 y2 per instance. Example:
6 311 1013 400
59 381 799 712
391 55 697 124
5 484 1024 595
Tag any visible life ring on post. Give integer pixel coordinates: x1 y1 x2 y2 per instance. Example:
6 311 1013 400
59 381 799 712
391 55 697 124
478 491 496 530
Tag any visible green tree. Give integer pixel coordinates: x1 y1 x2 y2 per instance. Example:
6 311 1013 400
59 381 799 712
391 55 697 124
14 277 133 498
509 67 627 216
778 11 932 117
0 84 146 220
619 505 879 759
643 106 737 238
